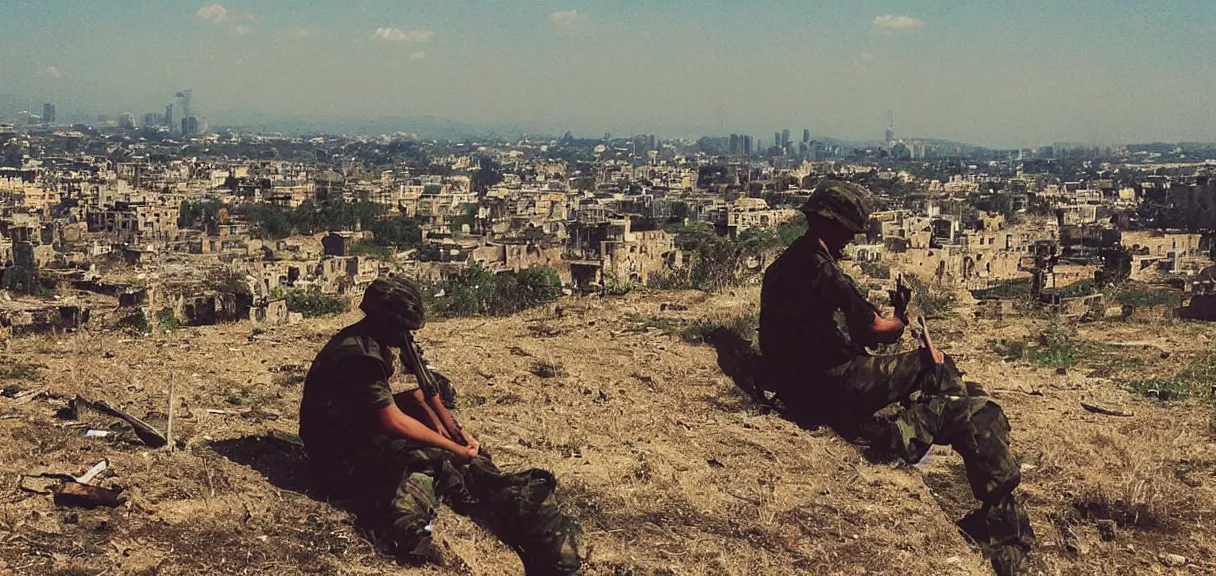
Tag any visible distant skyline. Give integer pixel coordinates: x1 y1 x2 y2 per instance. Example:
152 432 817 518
2 1 1214 148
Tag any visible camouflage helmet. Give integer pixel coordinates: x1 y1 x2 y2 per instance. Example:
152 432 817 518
801 180 872 234
360 276 426 331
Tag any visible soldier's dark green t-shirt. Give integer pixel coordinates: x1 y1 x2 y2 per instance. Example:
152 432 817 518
759 235 878 376
299 326 397 466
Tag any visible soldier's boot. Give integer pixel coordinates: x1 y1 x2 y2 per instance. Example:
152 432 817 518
985 493 1034 576
385 472 447 567
518 509 583 576
473 467 583 575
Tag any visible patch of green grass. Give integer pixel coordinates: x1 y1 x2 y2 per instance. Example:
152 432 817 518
990 339 1028 361
225 385 254 406
858 261 891 280
1114 288 1179 308
349 242 394 259
1125 354 1216 402
1050 279 1097 300
972 280 1032 301
1026 344 1078 368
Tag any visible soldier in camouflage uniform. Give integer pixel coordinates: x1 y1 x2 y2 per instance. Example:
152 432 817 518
299 277 582 575
759 180 1035 576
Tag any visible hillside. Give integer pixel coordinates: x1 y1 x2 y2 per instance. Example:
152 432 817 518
0 288 1213 575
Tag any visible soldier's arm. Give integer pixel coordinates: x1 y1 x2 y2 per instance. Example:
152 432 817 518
395 388 453 441
824 263 906 346
867 313 906 344
375 404 477 461
344 359 472 460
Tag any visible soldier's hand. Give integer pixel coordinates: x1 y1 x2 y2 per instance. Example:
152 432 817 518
889 276 912 322
450 444 480 464
924 344 945 366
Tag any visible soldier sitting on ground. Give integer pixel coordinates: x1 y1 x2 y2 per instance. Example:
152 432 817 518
298 277 583 575
758 180 1036 576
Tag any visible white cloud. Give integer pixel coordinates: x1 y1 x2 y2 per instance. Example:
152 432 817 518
232 25 255 35
371 27 435 44
42 66 63 79
550 10 587 28
196 4 253 24
287 27 310 39
873 14 925 32
409 51 426 61
197 4 231 23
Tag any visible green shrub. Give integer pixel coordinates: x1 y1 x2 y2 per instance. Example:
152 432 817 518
905 274 954 319
273 287 350 318
858 260 891 279
427 264 563 318
155 307 178 331
116 309 150 336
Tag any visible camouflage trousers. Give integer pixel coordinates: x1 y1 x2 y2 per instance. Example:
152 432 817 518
312 437 582 575
776 351 1035 568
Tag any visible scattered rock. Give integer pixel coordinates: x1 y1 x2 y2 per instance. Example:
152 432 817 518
1159 553 1187 567
707 458 724 469
1096 519 1117 541
1055 367 1068 375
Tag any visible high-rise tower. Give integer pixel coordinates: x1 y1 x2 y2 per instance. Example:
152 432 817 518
885 110 896 146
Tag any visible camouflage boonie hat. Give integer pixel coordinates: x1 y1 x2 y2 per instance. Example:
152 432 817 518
360 277 426 331
801 180 872 233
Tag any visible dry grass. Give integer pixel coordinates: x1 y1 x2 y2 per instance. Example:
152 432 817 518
0 289 1213 575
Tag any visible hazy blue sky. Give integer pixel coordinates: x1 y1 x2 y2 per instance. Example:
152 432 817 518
1 0 1214 146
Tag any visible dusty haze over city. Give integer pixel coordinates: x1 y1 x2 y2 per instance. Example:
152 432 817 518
3 0 1215 146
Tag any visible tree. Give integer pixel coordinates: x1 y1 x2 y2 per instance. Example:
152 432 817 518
471 157 504 192
372 215 423 248
1096 246 1132 287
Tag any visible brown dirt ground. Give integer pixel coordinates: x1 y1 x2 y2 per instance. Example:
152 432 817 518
0 288 1213 576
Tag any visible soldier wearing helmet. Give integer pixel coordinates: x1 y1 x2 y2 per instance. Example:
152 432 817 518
299 277 583 574
759 180 1035 576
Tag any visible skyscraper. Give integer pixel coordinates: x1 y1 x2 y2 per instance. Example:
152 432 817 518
743 135 752 155
181 116 200 137
165 104 174 130
782 129 790 150
119 113 136 130
42 103 55 124
774 132 781 151
729 134 740 155
803 129 810 143
885 110 896 146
